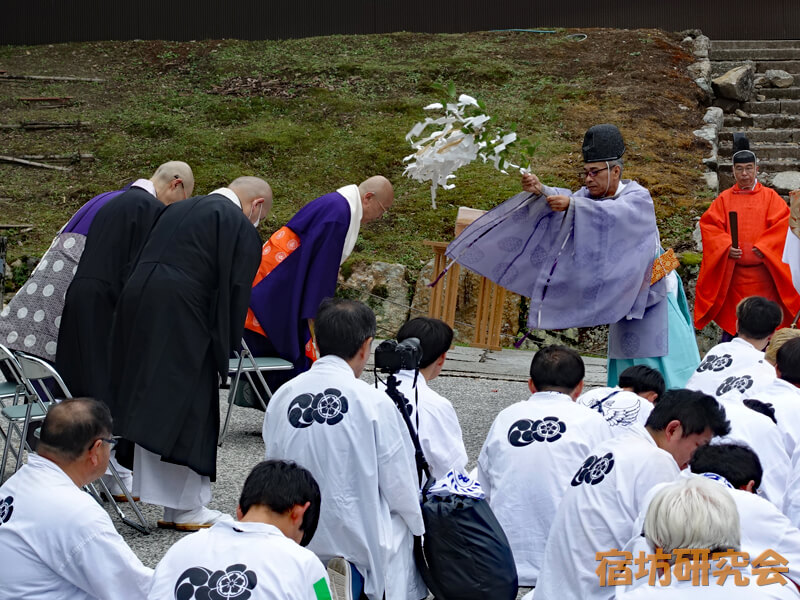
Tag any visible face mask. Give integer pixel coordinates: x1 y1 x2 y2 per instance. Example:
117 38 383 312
249 202 263 227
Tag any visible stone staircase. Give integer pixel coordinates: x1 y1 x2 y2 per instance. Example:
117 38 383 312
711 40 800 195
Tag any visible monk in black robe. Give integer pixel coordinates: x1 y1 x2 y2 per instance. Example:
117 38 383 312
56 161 194 398
106 177 270 530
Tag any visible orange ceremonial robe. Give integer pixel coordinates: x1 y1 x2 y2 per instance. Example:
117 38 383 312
695 182 800 335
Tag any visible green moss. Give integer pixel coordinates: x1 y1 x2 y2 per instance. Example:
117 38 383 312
680 251 704 266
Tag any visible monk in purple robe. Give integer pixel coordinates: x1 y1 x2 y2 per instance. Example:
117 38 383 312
243 176 393 393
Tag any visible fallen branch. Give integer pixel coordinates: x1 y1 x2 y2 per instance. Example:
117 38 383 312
0 224 34 230
18 152 94 163
0 120 89 130
0 156 71 171
0 74 103 83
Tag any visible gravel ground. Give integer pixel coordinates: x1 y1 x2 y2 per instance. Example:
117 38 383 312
108 372 537 597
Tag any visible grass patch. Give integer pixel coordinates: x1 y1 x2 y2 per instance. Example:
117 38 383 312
0 28 707 290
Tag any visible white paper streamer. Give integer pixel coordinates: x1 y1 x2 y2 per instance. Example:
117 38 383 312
403 93 528 208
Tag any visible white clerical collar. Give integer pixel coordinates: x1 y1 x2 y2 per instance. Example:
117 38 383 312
314 354 354 373
210 187 242 209
528 390 572 403
336 184 363 265
605 179 628 199
28 453 76 485
731 336 763 353
131 178 157 198
397 369 428 389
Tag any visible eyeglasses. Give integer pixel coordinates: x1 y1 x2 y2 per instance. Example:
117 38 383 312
578 167 609 181
94 436 120 450
375 196 388 218
733 165 756 174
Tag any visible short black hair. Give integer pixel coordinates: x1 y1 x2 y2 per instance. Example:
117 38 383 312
743 399 777 424
529 345 584 394
38 397 112 461
239 460 322 547
645 388 730 437
690 443 763 492
777 337 800 384
618 365 665 400
396 317 453 369
736 296 782 339
315 298 376 360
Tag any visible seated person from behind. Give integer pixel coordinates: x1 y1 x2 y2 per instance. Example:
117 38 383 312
577 365 665 430
384 317 468 481
0 397 152 600
618 476 797 599
478 345 613 587
148 459 332 600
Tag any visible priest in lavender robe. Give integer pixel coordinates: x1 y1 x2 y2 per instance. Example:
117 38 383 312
445 124 699 387
242 176 394 392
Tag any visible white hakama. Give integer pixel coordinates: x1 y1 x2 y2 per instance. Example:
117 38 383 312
133 445 211 510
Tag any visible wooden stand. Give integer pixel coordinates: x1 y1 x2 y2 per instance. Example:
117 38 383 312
424 238 507 351
472 276 506 351
424 241 460 327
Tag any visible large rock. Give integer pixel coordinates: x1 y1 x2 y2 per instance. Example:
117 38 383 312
766 69 794 88
702 171 719 195
337 261 410 336
702 106 724 130
688 59 711 81
712 64 755 102
693 35 711 59
771 171 800 192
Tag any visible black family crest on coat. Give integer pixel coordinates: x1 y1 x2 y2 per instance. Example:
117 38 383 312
571 453 615 486
174 564 257 600
508 416 567 447
288 388 350 428
716 375 754 396
0 496 13 525
697 353 734 373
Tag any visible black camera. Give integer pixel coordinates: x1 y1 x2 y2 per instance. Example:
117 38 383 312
374 337 422 373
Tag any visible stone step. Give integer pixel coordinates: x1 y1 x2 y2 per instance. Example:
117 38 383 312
741 99 800 114
719 129 800 143
711 48 800 61
724 113 800 128
717 167 800 195
760 87 800 99
718 142 800 160
712 60 800 77
712 40 800 50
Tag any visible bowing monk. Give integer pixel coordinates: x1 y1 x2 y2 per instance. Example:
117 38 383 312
695 133 800 338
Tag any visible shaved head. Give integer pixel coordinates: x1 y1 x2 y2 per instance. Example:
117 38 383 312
150 161 194 205
229 176 273 225
359 175 394 224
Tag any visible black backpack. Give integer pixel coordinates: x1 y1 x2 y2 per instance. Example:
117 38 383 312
383 372 519 600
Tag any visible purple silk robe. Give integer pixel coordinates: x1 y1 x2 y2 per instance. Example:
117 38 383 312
0 188 124 359
446 181 668 359
245 192 352 378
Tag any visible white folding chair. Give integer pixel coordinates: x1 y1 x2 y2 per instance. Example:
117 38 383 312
13 351 150 533
219 338 293 446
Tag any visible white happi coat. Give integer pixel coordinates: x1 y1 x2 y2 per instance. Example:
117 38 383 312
535 424 680 600
782 458 800 528
477 391 613 586
687 338 776 400
263 355 424 600
387 369 468 481
624 472 800 592
715 397 790 511
615 566 799 599
577 387 653 431
0 454 152 600
148 519 331 600
746 378 800 462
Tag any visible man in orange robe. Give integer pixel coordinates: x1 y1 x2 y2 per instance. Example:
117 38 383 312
695 134 800 337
